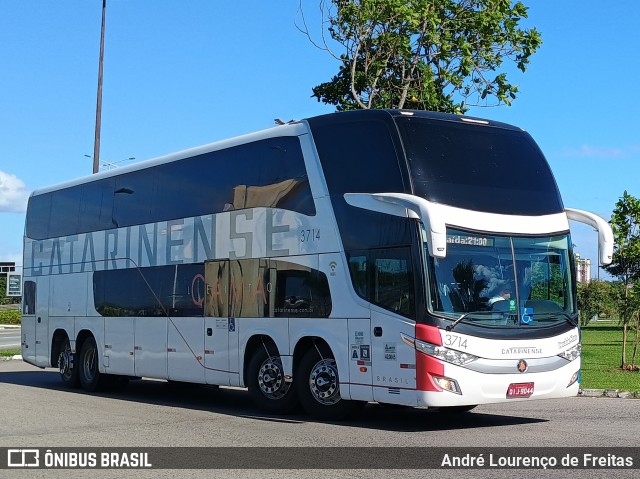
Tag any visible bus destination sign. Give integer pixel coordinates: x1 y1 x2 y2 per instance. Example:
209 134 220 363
446 234 495 247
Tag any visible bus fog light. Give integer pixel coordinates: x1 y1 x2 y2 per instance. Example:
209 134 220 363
568 370 580 388
433 375 462 395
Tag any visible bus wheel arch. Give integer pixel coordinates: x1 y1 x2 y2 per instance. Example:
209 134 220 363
245 335 298 414
51 329 79 388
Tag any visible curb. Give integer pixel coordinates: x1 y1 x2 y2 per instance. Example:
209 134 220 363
578 388 640 399
0 355 22 361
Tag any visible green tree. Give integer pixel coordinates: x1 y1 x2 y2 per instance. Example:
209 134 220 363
302 0 542 112
604 191 640 368
0 277 10 305
576 280 619 327
626 282 640 368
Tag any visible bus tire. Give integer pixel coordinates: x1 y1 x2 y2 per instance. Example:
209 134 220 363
247 346 298 414
58 337 79 388
296 345 357 420
78 336 104 392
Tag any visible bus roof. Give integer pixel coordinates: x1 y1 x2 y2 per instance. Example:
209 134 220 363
29 109 523 198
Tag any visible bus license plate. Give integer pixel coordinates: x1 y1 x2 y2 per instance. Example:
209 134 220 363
507 382 534 398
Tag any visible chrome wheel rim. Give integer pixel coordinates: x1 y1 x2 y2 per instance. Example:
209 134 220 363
258 356 290 400
58 342 73 380
309 358 340 405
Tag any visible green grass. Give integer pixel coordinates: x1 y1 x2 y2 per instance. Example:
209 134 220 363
0 348 20 357
581 321 640 392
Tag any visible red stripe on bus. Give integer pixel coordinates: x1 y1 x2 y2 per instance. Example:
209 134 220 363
415 324 442 345
416 349 444 392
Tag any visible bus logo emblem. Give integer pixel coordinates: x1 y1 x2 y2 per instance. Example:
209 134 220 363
517 359 528 373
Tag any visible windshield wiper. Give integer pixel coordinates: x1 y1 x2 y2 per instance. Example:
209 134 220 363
446 311 497 332
528 312 578 328
445 311 578 332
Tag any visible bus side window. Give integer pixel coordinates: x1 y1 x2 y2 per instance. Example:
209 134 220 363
22 281 36 315
347 254 368 298
347 248 415 319
371 248 414 318
273 261 331 318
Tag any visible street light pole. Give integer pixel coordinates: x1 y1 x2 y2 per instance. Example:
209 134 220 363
92 0 107 174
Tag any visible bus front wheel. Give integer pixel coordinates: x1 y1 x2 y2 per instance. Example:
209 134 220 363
296 345 358 420
247 346 298 414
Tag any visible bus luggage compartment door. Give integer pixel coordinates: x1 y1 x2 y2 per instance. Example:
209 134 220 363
204 260 231 386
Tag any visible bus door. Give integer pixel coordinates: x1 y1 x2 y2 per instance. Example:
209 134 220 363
367 250 418 406
34 276 50 367
371 309 418 405
20 280 37 364
204 260 231 386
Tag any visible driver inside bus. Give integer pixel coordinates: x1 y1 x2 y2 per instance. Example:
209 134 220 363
489 286 512 306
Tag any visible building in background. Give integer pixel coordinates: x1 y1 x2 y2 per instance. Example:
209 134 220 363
0 262 15 277
1 261 21 308
575 253 591 284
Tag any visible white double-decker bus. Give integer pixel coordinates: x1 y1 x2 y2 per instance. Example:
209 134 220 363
21 110 612 419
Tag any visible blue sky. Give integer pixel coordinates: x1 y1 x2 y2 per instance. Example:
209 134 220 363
1 1 638 280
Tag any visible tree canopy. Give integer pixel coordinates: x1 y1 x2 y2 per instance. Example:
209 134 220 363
301 0 542 112
604 191 640 368
605 191 640 284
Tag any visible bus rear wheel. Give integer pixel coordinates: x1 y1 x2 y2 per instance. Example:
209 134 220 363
296 346 358 420
78 336 104 392
247 346 298 414
58 337 79 388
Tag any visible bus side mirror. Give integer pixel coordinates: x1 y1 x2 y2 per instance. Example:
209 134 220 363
565 208 614 266
344 192 447 258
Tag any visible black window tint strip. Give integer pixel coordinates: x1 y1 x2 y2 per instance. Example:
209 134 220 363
26 137 314 240
396 117 564 215
94 259 331 319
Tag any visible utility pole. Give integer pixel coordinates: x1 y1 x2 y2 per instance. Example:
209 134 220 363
92 0 107 174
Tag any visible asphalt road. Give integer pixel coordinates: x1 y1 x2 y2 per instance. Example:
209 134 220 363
0 360 638 479
0 327 20 350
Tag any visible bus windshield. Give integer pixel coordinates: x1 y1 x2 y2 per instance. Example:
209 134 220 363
426 228 576 328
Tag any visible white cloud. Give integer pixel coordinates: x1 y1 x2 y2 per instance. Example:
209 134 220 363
561 144 640 159
0 170 30 213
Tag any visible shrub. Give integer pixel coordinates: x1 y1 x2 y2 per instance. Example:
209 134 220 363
0 310 21 324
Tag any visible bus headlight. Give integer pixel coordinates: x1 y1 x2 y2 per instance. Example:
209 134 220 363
414 338 479 366
558 343 581 362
